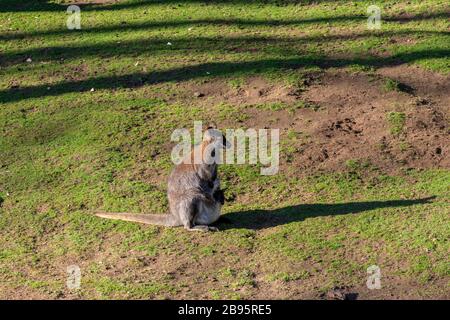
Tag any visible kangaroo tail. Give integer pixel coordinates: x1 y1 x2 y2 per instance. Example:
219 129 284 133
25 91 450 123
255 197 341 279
95 212 179 227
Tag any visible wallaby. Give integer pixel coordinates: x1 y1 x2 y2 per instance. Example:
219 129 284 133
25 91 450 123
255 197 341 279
95 126 229 232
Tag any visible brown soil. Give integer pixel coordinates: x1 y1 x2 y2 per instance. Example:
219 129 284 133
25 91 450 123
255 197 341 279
176 65 449 175
178 77 300 107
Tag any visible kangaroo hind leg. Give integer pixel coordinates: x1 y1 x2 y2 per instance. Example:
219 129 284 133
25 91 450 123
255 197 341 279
179 198 218 232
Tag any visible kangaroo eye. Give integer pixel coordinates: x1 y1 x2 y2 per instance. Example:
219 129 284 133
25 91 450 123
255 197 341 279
211 149 216 157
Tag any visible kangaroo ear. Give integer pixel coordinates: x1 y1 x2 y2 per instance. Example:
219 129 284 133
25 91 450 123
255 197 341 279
206 121 217 130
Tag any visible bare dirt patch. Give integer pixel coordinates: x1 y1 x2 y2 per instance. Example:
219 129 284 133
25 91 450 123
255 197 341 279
291 68 449 173
378 65 450 105
178 77 301 107
161 65 449 175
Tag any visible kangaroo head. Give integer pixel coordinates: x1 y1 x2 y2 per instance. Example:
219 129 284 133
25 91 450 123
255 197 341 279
198 125 230 166
203 124 230 150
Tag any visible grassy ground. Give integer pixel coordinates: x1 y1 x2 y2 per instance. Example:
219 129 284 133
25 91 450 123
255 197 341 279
0 0 449 299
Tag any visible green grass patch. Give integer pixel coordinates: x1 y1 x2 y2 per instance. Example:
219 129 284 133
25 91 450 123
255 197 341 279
387 112 406 136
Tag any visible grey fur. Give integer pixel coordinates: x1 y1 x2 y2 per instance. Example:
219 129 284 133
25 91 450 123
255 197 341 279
95 127 228 232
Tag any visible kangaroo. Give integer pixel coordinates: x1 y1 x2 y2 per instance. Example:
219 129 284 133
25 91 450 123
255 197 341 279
95 126 229 232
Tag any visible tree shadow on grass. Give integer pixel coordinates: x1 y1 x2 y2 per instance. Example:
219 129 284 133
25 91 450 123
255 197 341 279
0 0 352 13
2 30 446 66
216 197 436 230
3 0 450 16
0 48 448 103
2 11 448 41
